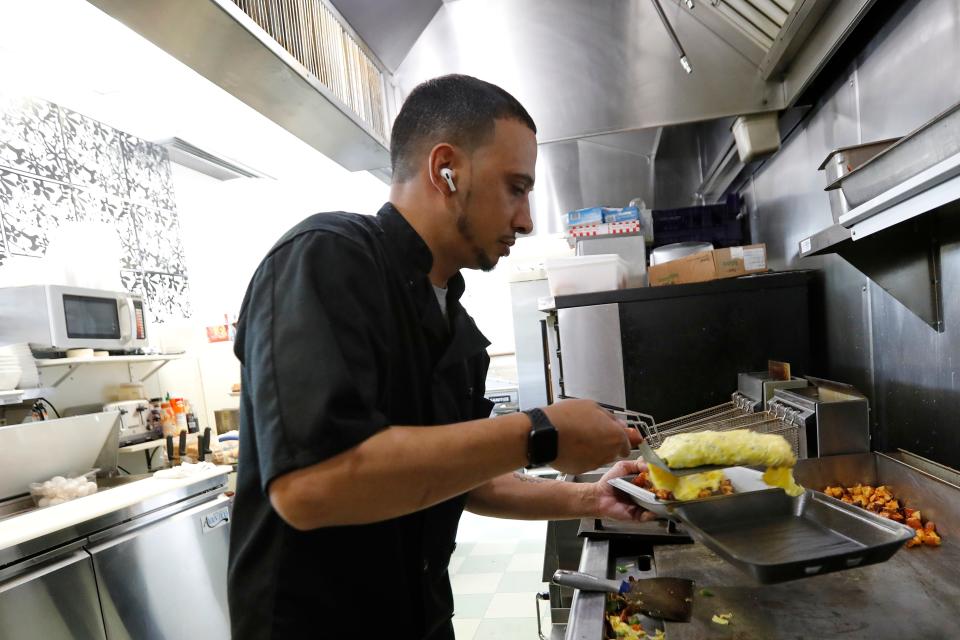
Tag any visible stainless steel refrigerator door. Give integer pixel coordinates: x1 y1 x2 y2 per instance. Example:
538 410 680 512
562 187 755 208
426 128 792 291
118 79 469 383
509 278 552 410
0 550 107 640
557 304 627 408
87 494 232 640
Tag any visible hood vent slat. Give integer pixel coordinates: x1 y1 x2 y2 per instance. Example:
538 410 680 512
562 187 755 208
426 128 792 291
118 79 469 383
231 0 388 141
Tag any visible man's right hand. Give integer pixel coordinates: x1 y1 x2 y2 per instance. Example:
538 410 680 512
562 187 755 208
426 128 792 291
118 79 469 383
542 399 637 474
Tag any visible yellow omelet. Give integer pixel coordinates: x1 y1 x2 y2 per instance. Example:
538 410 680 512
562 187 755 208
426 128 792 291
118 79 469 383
657 429 796 468
648 466 727 501
650 430 804 498
762 466 804 497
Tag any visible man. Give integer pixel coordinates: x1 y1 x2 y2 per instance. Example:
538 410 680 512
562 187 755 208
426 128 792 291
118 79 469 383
228 74 649 639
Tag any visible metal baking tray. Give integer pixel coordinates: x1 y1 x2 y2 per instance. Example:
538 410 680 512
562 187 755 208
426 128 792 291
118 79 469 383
608 467 771 518
671 489 914 584
826 99 960 208
819 138 900 222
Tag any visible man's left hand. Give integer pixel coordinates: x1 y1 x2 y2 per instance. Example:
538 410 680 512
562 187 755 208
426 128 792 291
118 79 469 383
584 459 658 522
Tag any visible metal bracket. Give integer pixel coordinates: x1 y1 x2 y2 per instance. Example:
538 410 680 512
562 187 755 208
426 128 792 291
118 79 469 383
39 355 180 390
840 214 946 332
50 364 81 388
132 359 173 383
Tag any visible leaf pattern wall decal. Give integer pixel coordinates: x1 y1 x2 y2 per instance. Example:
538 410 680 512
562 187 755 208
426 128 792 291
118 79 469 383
0 94 189 323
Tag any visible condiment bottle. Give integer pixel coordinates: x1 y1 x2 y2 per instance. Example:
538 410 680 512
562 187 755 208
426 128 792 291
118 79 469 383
160 401 178 438
172 397 187 433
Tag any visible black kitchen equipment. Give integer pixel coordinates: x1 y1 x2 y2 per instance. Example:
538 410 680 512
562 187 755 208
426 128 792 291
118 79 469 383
554 270 814 421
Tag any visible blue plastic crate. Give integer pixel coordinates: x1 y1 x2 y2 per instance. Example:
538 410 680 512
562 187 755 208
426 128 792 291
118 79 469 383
651 194 747 249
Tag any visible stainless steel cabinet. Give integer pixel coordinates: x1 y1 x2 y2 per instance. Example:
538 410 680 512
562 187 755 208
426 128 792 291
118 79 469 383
0 550 107 640
88 495 232 640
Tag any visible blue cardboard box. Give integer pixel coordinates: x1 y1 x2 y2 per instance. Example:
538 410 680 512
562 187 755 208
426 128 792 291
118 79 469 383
564 206 605 226
603 206 640 223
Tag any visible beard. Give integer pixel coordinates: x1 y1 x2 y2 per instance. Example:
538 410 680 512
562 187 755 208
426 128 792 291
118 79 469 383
455 188 495 271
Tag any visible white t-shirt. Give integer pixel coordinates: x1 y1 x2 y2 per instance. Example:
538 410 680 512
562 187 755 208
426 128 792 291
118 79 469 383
433 284 448 321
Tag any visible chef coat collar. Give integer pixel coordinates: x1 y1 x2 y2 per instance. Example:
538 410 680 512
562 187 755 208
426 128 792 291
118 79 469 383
377 201 467 302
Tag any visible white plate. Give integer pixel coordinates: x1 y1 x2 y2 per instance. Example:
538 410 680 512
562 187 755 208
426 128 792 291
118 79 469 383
608 466 774 518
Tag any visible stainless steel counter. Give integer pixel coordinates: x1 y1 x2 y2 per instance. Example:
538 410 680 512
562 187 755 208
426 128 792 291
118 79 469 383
0 473 232 640
0 473 227 568
656 535 960 638
563 452 960 639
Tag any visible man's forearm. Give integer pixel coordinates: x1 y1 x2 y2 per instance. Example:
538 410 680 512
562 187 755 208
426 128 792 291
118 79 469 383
269 414 530 530
465 471 597 521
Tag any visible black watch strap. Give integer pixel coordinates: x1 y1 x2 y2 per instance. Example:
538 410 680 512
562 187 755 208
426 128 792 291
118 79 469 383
523 408 558 468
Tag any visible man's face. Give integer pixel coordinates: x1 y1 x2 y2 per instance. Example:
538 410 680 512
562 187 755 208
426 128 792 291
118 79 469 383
454 118 537 271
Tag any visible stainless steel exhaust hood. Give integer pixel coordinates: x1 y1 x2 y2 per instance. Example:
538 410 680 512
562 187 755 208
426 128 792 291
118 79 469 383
83 0 875 193
395 0 875 142
85 0 392 172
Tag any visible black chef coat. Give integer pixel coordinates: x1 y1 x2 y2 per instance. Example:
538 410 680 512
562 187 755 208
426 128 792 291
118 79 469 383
228 203 494 639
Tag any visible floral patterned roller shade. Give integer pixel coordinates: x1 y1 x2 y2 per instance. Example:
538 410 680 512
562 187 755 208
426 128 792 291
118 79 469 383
0 92 190 325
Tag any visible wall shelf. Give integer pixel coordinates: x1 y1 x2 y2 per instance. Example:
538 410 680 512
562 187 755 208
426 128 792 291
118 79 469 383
0 388 55 407
799 153 960 332
0 390 25 407
35 354 185 388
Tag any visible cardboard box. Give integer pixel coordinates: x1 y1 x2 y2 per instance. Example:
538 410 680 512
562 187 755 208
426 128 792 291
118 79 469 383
602 206 640 223
713 244 767 278
648 244 767 287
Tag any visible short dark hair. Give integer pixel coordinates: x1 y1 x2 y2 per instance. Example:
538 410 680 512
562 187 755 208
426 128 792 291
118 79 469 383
390 74 537 182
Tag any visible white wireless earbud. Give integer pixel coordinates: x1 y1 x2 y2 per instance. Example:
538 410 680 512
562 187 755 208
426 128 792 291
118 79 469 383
440 167 457 193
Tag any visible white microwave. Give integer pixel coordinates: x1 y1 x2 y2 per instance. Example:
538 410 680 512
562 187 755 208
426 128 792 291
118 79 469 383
0 285 149 351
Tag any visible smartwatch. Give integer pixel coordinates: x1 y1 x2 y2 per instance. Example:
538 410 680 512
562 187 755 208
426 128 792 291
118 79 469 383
523 408 559 468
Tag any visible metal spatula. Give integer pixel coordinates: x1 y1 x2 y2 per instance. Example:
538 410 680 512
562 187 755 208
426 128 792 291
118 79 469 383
552 569 694 622
638 440 730 477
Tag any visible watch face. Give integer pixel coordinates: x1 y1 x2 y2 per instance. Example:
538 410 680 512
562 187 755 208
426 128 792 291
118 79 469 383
529 420 558 466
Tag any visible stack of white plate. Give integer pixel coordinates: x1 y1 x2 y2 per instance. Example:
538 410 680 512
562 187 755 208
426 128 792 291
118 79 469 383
0 343 37 390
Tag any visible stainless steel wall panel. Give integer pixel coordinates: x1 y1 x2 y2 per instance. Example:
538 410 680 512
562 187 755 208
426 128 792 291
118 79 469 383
855 0 960 142
746 0 960 468
577 140 655 210
653 124 704 209
750 125 830 269
530 141 583 236
869 225 960 467
696 117 737 179
531 138 656 236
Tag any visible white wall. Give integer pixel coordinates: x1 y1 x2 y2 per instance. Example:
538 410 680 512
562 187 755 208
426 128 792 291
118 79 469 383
0 0 390 433
460 233 572 387
169 163 389 429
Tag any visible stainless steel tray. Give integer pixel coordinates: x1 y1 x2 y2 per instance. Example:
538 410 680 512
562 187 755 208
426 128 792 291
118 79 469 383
671 489 914 584
826 100 960 207
819 138 899 222
608 467 771 518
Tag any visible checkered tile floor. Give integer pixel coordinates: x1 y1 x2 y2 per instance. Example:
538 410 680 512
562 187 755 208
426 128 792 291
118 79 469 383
451 513 551 640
